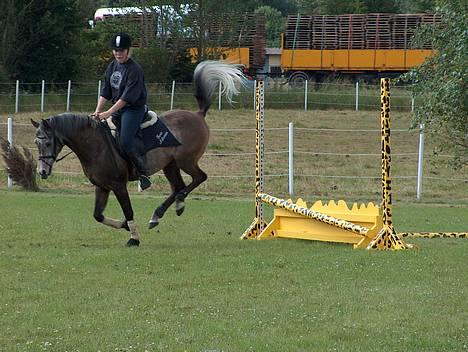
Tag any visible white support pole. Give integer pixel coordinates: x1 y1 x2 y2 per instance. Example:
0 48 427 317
218 81 222 110
15 80 19 113
288 122 294 195
304 80 308 111
7 117 13 188
66 80 71 111
411 96 415 113
416 124 425 200
355 81 359 111
170 80 175 110
97 80 102 104
41 80 45 112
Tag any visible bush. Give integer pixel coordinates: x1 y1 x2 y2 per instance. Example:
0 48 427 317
0 137 39 191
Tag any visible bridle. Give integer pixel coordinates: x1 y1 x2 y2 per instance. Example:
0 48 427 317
39 150 73 166
37 133 72 167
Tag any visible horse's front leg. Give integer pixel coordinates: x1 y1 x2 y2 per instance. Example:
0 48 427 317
113 186 140 247
94 186 129 231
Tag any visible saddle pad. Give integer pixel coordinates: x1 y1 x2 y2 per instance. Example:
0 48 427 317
105 113 181 153
141 118 181 152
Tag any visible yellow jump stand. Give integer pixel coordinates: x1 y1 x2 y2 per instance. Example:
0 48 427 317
257 196 383 249
242 78 412 250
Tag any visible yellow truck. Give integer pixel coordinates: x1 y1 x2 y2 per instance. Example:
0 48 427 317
188 13 440 83
281 13 440 83
188 47 251 68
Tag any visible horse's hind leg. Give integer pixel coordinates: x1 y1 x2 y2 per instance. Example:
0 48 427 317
94 186 128 231
175 163 207 208
149 161 186 229
113 186 140 247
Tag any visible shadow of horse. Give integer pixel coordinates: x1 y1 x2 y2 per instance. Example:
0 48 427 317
31 61 245 246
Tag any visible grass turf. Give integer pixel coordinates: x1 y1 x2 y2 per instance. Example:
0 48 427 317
0 190 466 351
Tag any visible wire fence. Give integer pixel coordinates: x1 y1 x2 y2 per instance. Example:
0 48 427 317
0 79 465 203
1 117 466 203
0 79 417 114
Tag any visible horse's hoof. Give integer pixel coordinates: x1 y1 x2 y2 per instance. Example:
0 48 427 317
175 202 185 216
148 219 159 229
126 238 140 247
176 207 185 216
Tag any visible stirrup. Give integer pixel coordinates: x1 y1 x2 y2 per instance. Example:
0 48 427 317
138 175 152 191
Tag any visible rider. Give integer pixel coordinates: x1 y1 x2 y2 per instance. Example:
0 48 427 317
94 32 152 190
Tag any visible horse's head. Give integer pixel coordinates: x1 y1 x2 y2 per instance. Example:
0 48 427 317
31 118 64 179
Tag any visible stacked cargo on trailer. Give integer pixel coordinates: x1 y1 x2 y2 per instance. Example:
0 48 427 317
282 13 441 84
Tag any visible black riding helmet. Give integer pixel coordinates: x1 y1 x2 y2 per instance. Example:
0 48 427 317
111 32 132 50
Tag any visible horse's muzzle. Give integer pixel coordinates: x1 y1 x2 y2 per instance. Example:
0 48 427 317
40 170 49 179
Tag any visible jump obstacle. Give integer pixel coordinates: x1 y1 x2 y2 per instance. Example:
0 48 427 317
241 79 467 249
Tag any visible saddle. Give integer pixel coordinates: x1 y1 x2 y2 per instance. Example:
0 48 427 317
105 109 181 153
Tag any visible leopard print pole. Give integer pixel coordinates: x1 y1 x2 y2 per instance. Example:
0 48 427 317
241 80 266 239
367 78 410 250
399 232 467 238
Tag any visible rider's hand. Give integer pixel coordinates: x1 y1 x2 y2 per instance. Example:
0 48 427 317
98 110 112 120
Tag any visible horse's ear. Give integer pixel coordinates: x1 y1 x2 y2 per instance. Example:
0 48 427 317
31 119 39 128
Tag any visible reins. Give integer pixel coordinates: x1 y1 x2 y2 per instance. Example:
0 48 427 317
38 150 73 167
56 150 74 162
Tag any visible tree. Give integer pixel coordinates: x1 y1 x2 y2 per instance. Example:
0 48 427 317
1 0 84 83
255 6 284 47
401 0 467 167
297 0 400 14
259 0 297 15
396 0 437 12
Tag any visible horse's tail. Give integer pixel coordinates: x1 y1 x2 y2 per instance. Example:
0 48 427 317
193 60 244 116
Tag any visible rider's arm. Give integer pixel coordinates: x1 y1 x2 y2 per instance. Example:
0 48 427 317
94 96 108 115
94 61 129 119
106 99 128 115
95 98 127 120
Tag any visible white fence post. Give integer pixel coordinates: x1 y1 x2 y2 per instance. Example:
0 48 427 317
218 81 222 110
7 117 13 188
411 96 415 113
15 80 19 113
355 81 359 111
288 122 294 195
97 80 102 104
66 80 71 111
416 124 425 200
41 80 45 112
170 80 175 110
304 80 308 111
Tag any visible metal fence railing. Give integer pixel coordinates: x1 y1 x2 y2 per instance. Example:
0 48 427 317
0 79 417 114
1 117 466 203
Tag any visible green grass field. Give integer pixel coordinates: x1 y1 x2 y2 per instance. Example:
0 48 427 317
0 191 466 351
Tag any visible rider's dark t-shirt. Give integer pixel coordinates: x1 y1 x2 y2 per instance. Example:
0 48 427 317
101 58 147 107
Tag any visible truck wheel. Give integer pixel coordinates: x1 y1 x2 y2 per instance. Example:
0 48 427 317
288 71 309 87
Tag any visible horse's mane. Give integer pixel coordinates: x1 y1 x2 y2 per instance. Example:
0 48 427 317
48 113 101 135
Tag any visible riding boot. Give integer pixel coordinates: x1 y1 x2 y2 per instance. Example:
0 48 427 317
127 152 152 191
